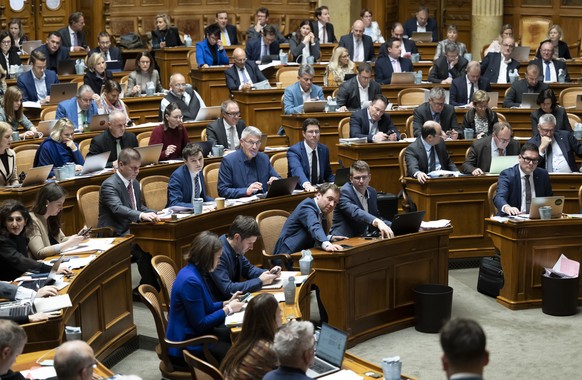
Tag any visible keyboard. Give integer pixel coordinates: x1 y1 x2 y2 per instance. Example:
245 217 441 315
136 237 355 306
9 306 29 318
310 358 335 374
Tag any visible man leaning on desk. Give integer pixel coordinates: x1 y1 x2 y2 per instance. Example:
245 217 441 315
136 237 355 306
167 143 213 208
87 110 138 168
336 62 382 112
350 94 400 142
413 87 462 139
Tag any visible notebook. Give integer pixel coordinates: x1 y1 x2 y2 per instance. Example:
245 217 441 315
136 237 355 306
88 114 109 131
303 100 327 113
264 176 299 198
390 210 426 236
306 323 349 378
520 93 539 108
194 106 221 122
390 72 415 85
49 83 78 105
410 32 433 43
510 46 531 62
488 155 519 174
57 59 77 76
0 292 36 318
528 196 565 219
22 40 42 55
20 256 64 290
78 151 110 175
135 144 163 166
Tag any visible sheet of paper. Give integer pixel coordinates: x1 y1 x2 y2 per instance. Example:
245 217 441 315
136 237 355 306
225 310 245 326
20 366 57 380
67 255 97 269
552 254 580 277
61 238 115 254
421 219 451 229
262 271 303 289
23 101 42 109
319 369 363 380
34 294 72 312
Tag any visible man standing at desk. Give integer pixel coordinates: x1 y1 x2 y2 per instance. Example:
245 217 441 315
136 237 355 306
413 87 461 138
215 10 238 46
54 341 96 380
336 63 382 112
160 73 206 121
274 183 345 255
225 48 267 91
167 143 213 207
206 99 246 150
217 126 279 198
494 142 552 216
461 121 520 175
246 7 286 43
33 32 70 73
428 43 468 84
311 6 337 44
390 22 418 58
57 12 89 52
207 215 279 301
283 65 324 114
449 61 492 107
406 121 458 184
502 64 548 108
87 110 138 168
440 318 489 380
528 114 582 173
350 94 399 142
0 320 27 380
331 160 393 238
287 118 334 192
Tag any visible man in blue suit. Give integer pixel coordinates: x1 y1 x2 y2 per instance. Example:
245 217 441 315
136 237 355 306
167 143 213 210
350 94 400 142
225 48 267 91
494 142 553 216
283 65 324 114
480 36 520 83
403 6 439 42
330 160 393 238
374 37 414 84
56 85 101 131
17 50 58 103
287 118 334 192
450 61 492 106
207 215 280 301
274 183 346 255
217 126 280 198
338 20 375 62
245 25 280 62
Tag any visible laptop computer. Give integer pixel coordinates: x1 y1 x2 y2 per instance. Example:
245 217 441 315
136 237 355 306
391 72 415 85
306 323 349 379
57 59 77 76
9 165 53 188
488 155 518 174
264 176 299 198
37 119 58 136
49 83 78 105
88 114 109 131
303 100 327 113
195 141 215 157
78 151 110 175
528 196 565 219
510 46 531 62
390 210 426 236
135 144 163 165
194 106 221 122
487 91 499 108
20 256 64 290
334 167 350 187
22 40 42 55
343 73 357 81
106 60 123 72
520 93 539 108
410 32 433 43
0 291 36 319
124 59 136 71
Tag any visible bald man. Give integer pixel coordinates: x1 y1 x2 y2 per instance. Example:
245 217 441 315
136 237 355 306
449 61 492 107
225 48 267 91
54 341 96 380
338 20 375 62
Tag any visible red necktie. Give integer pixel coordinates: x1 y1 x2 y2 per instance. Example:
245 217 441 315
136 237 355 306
128 182 136 210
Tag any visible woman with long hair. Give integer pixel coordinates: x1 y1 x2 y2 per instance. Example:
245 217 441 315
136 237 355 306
0 122 17 186
83 52 113 94
127 51 163 97
8 19 28 50
149 102 189 160
289 20 320 64
326 47 356 86
0 86 38 139
152 14 183 49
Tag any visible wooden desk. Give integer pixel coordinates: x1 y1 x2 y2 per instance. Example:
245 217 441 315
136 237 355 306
232 88 285 136
293 229 451 346
486 217 582 310
14 350 114 377
414 42 438 61
155 47 195 87
190 66 232 106
344 353 417 380
23 236 135 360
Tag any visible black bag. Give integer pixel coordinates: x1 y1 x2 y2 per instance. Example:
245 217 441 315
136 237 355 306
398 185 417 212
119 33 144 49
477 255 505 297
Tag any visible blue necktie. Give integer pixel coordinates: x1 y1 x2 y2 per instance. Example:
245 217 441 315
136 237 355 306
545 61 551 81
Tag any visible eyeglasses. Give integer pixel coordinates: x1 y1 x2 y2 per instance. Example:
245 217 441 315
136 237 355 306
243 139 261 147
1 40 11 45
224 111 241 117
520 156 539 164
501 44 514 48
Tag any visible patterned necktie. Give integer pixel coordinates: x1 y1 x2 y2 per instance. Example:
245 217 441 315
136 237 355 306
545 61 551 81
524 174 532 212
193 174 200 199
429 146 436 172
498 148 504 156
311 150 318 185
127 182 136 210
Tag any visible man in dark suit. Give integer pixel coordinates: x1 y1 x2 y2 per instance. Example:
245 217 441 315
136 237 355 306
350 94 400 142
16 50 58 103
403 5 439 42
215 11 239 46
391 22 418 57
494 143 553 216
461 121 521 175
57 12 89 52
207 215 279 301
530 40 571 83
287 118 334 192
428 42 468 84
90 31 121 62
480 36 520 83
338 20 374 62
33 32 70 73
311 5 337 44
413 87 462 138
206 99 246 150
167 143 213 209
440 318 489 380
87 110 138 168
245 25 280 62
246 7 287 43
225 48 267 91
528 113 582 173
330 160 393 238
374 37 414 84
502 64 549 107
273 183 346 255
337 62 382 112
217 126 280 199
98 148 160 291
406 121 458 184
450 61 492 106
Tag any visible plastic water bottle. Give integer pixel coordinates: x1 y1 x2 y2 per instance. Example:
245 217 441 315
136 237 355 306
323 67 329 87
279 50 288 65
558 69 566 83
415 70 422 84
184 34 192 47
509 69 518 83
325 96 331 112
284 276 296 305
328 97 337 112
299 249 313 275
75 59 85 75
146 81 155 96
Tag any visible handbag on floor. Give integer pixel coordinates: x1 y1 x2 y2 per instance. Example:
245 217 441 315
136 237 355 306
477 255 504 297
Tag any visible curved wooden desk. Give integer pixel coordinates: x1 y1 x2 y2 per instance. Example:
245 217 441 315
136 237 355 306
13 349 114 378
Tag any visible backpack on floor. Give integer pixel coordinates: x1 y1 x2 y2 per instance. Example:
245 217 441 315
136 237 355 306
477 255 504 297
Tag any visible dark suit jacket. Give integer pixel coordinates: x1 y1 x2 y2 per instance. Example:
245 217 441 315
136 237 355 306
374 56 414 84
223 24 239 45
461 135 521 174
338 33 375 62
412 102 461 137
87 129 138 168
98 173 155 236
530 107 572 133
273 197 329 254
330 182 380 237
336 76 382 112
403 17 438 42
287 142 334 187
151 27 183 49
206 118 246 149
535 40 571 60
289 38 321 62
405 137 458 176
83 69 113 94
245 37 280 61
528 130 582 172
449 76 492 106
502 79 549 108
224 61 267 90
167 164 213 208
0 49 21 71
529 58 570 82
57 26 88 49
16 69 59 102
90 46 122 62
494 165 552 215
480 52 520 83
33 44 70 73
349 107 400 142
428 55 468 83
310 21 337 44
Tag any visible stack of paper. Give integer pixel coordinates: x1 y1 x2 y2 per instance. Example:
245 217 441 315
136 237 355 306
544 254 580 278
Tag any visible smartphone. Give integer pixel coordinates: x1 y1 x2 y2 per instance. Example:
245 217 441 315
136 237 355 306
79 226 93 236
269 267 280 275
240 292 251 302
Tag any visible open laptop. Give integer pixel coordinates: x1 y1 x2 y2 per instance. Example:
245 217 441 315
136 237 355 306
106 60 123 72
57 59 77 76
37 119 58 136
135 144 163 165
260 54 279 64
9 165 53 188
528 196 565 219
88 114 109 131
306 323 349 378
391 72 415 85
195 141 215 157
124 59 136 71
410 32 433 43
0 291 36 319
390 210 426 236
264 176 299 198
334 167 350 187
20 256 64 290
520 93 539 108
78 151 110 175
510 46 531 62
49 83 78 105
22 40 42 55
487 91 499 108
194 106 221 122
488 155 519 174
303 100 327 113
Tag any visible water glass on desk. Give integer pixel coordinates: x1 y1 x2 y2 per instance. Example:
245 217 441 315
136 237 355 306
192 198 203 215
382 356 402 380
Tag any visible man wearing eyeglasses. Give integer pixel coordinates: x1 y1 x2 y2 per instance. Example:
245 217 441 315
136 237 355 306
461 121 520 175
217 126 280 199
283 64 324 114
494 142 552 216
245 25 280 62
480 36 520 83
54 340 97 380
206 99 246 150
225 48 267 90
529 40 570 83
413 87 462 139
160 73 206 121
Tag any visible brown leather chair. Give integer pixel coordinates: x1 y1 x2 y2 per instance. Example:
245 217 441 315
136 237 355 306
137 131 152 147
488 182 498 217
140 175 169 210
255 210 291 268
203 162 220 199
270 152 288 179
558 87 582 108
79 138 92 158
40 106 58 121
338 117 350 139
76 185 113 236
276 66 299 88
183 349 224 380
397 88 428 107
151 255 178 312
13 144 39 175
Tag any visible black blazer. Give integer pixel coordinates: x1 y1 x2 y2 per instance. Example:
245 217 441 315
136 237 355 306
535 40 571 60
87 130 138 168
378 38 418 59
90 46 122 62
33 44 70 73
349 107 400 142
480 52 520 83
530 107 572 134
0 49 21 71
528 58 570 82
206 118 246 149
336 76 382 112
412 102 461 137
83 69 113 94
224 24 239 45
57 27 88 49
224 61 267 90
310 21 337 43
449 76 492 106
338 33 375 62
374 56 414 84
502 79 549 108
403 17 438 42
405 137 457 176
528 130 582 172
428 55 468 83
152 27 183 49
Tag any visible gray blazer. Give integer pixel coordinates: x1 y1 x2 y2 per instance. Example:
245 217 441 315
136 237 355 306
126 70 163 97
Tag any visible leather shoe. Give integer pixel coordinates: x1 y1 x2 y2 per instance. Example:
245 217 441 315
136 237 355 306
132 287 142 303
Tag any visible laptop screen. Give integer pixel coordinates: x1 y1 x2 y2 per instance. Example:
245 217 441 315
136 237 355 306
315 323 348 367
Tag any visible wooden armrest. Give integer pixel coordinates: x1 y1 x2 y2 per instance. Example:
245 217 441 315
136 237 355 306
165 335 219 367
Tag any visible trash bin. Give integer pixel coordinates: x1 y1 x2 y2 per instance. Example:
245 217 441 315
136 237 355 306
541 275 579 316
413 284 453 333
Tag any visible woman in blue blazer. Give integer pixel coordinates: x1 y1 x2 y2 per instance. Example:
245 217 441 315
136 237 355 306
34 118 84 176
195 24 229 68
166 231 244 366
